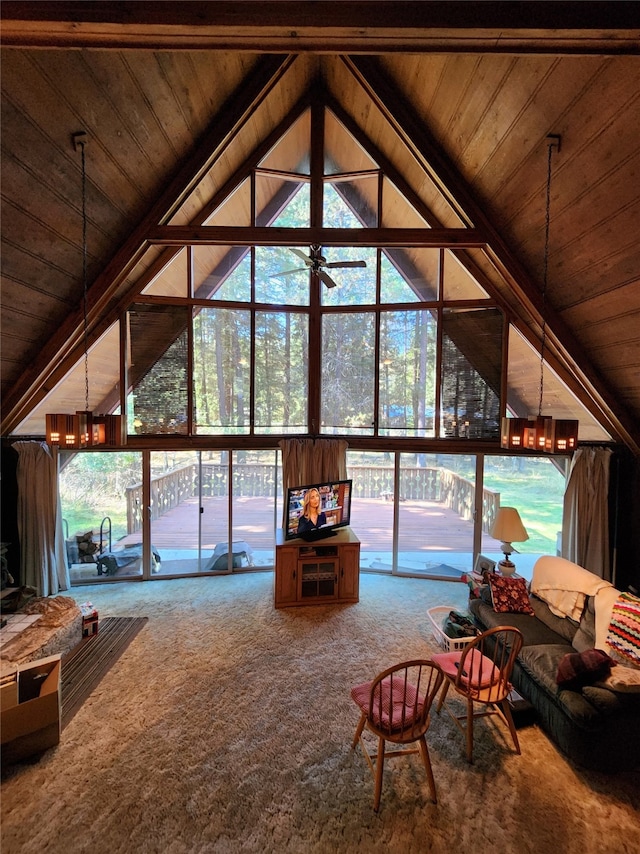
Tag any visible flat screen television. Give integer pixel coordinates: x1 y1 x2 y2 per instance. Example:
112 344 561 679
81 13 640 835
285 479 352 542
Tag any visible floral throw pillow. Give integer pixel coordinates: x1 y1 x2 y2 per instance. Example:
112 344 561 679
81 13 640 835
489 575 535 615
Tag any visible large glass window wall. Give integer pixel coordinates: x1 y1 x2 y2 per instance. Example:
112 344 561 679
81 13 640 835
59 448 567 585
51 101 579 587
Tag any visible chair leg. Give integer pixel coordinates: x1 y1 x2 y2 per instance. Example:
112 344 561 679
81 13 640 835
418 736 437 804
466 697 474 763
352 712 366 750
500 699 521 755
436 679 450 712
373 735 385 812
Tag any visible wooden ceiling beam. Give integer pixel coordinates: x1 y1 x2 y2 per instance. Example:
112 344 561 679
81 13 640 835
146 226 485 247
1 2 638 54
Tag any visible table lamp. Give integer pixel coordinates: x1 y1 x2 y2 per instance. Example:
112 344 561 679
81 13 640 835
490 506 529 575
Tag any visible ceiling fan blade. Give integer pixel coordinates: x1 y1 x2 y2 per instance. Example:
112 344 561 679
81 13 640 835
325 260 367 269
289 247 313 265
269 267 307 278
318 270 338 289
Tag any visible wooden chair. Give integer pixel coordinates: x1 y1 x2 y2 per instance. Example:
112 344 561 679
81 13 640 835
350 659 443 812
432 625 524 763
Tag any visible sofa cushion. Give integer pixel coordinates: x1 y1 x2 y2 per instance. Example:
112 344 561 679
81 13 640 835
470 598 567 647
572 596 596 652
555 648 616 690
518 644 604 727
489 575 535 615
480 585 493 605
581 685 627 717
530 593 579 644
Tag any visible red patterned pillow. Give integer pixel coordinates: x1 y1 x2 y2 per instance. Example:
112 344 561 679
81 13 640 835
489 575 534 615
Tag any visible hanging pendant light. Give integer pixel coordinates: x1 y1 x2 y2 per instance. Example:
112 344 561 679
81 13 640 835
46 132 123 448
501 134 578 454
500 417 530 450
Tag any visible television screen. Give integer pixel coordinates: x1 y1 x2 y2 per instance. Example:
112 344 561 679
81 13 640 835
285 479 352 542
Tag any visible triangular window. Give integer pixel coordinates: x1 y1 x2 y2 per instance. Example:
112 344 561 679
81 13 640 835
15 95 605 446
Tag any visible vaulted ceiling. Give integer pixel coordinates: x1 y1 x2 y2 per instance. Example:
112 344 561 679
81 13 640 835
1 2 639 454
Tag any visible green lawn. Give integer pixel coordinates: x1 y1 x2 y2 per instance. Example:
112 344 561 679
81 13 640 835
483 458 565 553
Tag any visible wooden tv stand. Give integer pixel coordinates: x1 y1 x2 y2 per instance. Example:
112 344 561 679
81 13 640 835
274 526 360 608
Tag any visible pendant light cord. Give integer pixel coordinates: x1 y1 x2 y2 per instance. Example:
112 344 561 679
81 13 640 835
539 139 554 417
80 137 89 413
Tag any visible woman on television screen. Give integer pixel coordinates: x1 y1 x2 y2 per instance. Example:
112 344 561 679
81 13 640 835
297 488 327 534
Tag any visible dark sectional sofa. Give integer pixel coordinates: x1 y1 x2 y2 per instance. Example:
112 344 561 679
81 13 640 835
469 564 640 773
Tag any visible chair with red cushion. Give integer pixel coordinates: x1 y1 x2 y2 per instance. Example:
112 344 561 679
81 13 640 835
431 625 523 763
350 659 443 812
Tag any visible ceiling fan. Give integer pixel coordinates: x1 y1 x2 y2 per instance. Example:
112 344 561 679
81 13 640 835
272 245 366 289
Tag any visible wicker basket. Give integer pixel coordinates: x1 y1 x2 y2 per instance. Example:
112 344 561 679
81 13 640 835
427 606 477 653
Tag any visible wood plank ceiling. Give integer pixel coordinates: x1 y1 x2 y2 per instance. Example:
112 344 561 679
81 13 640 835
1 2 639 454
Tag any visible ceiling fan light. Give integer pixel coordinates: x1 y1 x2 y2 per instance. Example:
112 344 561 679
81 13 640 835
276 246 366 288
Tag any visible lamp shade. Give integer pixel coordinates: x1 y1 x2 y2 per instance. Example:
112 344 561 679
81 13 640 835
490 507 529 544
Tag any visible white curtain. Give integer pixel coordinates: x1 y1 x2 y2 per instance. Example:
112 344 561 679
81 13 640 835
279 438 348 528
15 441 70 596
562 446 612 580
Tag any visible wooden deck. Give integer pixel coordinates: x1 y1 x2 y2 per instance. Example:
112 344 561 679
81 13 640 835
88 496 499 579
114 495 496 552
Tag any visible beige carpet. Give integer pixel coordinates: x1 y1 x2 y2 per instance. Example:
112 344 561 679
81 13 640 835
1 572 638 854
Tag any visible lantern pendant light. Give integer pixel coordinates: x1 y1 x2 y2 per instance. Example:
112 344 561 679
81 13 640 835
46 132 123 448
501 135 578 454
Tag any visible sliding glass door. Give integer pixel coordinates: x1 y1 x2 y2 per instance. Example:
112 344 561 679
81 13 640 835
148 449 278 575
60 448 567 585
148 451 226 575
395 453 478 579
230 450 279 570
59 451 143 583
346 451 496 580
482 455 567 580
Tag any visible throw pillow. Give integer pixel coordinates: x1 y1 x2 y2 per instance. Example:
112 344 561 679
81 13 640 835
606 591 640 668
556 648 617 690
489 575 535 615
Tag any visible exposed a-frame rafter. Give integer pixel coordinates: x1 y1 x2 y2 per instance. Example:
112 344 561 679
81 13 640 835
4 54 630 452
1 54 297 435
342 55 636 452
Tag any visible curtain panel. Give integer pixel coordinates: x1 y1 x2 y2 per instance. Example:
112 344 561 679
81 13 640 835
278 438 348 530
15 440 70 596
562 446 612 580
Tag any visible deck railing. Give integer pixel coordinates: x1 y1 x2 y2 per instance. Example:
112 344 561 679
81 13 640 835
126 463 499 537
